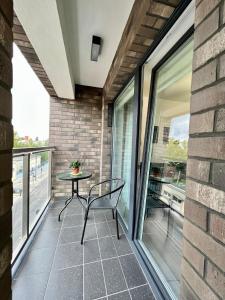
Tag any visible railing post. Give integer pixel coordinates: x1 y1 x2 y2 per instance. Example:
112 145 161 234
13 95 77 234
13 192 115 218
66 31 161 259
22 154 30 237
48 150 52 200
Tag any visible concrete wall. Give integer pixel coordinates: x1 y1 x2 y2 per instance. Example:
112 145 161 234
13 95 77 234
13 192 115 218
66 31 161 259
181 1 225 299
0 0 13 298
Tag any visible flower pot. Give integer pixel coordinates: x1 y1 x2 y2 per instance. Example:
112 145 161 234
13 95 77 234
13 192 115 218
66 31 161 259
71 167 79 175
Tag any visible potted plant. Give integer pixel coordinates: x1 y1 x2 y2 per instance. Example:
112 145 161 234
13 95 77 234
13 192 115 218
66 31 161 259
70 160 81 175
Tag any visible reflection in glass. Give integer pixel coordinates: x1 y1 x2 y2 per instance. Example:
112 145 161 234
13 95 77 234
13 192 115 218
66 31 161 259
139 63 152 162
138 38 193 298
112 80 134 227
29 151 50 231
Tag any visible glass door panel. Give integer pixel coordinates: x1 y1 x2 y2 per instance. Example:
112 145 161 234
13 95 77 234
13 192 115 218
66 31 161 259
112 80 134 227
29 151 50 232
137 37 194 299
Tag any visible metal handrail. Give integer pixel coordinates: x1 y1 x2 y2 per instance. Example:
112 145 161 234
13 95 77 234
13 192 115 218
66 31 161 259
13 146 55 157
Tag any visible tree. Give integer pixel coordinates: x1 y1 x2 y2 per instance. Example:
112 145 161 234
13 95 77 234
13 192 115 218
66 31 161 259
13 131 48 149
165 138 188 162
14 131 24 148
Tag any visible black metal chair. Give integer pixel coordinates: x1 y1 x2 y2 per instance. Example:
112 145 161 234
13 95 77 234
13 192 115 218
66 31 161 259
79 178 125 244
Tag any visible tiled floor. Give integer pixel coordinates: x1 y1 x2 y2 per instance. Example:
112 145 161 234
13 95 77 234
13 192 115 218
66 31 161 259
13 198 155 300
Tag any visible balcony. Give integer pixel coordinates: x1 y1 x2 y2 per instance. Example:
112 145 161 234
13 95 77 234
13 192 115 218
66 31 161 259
12 148 155 300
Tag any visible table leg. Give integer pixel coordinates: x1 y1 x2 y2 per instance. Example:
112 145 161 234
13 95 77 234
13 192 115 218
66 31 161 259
76 180 88 203
58 197 72 221
65 198 70 205
58 181 75 222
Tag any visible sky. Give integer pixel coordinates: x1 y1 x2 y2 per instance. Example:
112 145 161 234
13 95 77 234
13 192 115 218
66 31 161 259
170 114 190 141
12 44 50 140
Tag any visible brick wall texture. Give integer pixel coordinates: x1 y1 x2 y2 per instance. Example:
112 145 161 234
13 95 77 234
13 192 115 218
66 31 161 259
49 85 112 197
100 95 112 183
181 0 225 299
0 0 13 299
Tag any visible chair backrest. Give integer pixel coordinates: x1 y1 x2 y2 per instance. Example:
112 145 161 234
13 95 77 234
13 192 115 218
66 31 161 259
109 178 125 207
88 178 125 208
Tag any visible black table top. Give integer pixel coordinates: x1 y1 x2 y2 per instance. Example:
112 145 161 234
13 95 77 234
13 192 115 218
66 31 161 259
57 171 92 181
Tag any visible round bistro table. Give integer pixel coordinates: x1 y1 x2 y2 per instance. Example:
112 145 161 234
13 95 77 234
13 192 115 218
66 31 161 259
57 171 92 221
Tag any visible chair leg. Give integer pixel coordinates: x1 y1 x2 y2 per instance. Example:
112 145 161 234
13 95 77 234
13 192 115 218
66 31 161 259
115 209 120 240
112 209 115 219
81 208 89 245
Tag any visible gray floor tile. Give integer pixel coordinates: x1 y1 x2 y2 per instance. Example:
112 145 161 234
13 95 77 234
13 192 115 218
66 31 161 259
84 239 100 263
47 208 62 218
99 236 117 259
53 242 83 269
112 234 132 256
105 210 115 221
108 291 131 300
12 273 49 300
85 211 95 224
84 261 106 300
59 226 82 244
13 204 155 300
45 265 83 300
103 258 127 295
94 210 107 223
41 216 62 231
63 214 83 227
96 222 111 238
65 204 83 215
15 247 55 278
108 221 123 236
119 254 146 288
83 223 98 241
50 199 67 209
130 285 155 300
30 228 60 250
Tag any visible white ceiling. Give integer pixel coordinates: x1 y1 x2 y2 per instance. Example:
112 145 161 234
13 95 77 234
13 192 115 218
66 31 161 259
61 0 134 88
14 0 134 98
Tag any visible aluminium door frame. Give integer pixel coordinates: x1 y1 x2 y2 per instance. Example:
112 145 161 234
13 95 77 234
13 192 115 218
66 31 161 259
111 0 195 239
110 1 195 298
133 27 194 300
111 76 137 237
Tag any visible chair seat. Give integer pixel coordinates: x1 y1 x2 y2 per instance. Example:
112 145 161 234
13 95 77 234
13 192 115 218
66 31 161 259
89 196 115 209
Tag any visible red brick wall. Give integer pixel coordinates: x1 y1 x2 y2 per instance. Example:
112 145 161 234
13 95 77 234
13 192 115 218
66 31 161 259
100 95 112 184
181 1 225 299
49 85 104 196
0 0 13 298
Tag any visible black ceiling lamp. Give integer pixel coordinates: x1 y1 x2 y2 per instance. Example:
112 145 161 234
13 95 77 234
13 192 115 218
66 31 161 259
91 35 102 62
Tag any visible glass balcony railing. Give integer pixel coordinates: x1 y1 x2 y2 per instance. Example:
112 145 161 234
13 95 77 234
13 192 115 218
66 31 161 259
12 147 54 261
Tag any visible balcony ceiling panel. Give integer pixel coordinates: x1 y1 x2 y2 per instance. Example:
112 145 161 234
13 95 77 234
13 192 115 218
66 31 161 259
61 0 135 88
14 0 134 98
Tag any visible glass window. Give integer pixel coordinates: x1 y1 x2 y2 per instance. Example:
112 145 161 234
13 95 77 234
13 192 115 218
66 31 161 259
112 80 134 227
29 151 51 232
12 156 26 257
137 37 194 298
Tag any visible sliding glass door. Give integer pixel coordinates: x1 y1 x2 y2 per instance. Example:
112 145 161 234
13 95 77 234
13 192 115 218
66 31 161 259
137 37 194 298
112 80 134 227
